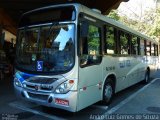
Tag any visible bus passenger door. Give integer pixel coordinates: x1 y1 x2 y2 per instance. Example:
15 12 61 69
77 20 103 111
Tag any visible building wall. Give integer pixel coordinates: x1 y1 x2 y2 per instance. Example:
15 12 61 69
2 29 16 45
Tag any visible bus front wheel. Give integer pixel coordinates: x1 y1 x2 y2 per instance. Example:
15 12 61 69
103 78 114 105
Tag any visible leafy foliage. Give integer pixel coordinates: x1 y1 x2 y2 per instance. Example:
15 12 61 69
88 25 100 51
107 6 160 41
106 27 115 49
108 10 120 21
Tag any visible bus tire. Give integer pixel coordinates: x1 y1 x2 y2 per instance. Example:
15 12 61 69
143 69 150 84
103 78 114 105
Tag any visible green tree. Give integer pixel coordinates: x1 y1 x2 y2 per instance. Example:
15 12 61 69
107 7 160 43
88 25 100 51
107 10 120 21
119 6 160 41
148 6 160 38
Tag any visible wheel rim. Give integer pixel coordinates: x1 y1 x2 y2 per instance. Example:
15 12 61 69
104 84 113 102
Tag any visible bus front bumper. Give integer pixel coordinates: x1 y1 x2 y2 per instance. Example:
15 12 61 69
14 85 78 112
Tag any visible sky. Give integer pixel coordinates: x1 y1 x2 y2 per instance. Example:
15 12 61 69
118 0 158 19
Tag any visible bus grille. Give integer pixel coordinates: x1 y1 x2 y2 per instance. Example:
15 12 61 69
26 84 35 90
28 78 58 84
25 84 53 92
28 92 49 101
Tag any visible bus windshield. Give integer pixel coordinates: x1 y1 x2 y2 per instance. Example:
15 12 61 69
16 24 75 74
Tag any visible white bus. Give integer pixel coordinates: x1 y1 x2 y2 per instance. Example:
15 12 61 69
14 3 159 112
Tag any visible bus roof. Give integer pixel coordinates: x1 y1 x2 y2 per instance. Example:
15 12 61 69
80 4 158 44
22 3 158 44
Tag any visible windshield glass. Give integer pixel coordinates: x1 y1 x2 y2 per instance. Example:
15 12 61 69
16 24 75 73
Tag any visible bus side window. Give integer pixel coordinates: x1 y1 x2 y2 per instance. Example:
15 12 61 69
80 23 101 67
155 45 158 56
146 41 151 56
157 45 159 56
131 36 138 55
151 43 155 56
140 39 145 55
119 31 129 55
106 26 116 54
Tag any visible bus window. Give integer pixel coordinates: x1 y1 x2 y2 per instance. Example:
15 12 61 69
146 41 151 56
151 43 155 56
157 45 159 56
154 44 158 56
80 23 101 66
119 31 128 55
106 26 115 54
131 36 138 55
140 39 145 55
137 37 140 55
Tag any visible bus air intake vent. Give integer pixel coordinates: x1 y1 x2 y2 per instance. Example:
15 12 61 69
28 78 58 84
28 92 49 101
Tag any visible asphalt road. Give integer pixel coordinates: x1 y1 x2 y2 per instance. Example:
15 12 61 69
0 70 160 120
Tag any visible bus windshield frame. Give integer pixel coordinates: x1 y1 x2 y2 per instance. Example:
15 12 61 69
19 6 76 27
15 22 75 75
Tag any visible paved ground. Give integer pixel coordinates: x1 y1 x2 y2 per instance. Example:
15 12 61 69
0 70 160 120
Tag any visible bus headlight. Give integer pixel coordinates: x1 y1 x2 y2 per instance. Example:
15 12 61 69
55 80 74 94
14 77 23 87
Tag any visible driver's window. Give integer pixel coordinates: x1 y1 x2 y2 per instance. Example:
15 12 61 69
80 23 101 66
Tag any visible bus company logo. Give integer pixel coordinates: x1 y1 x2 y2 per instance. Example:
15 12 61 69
35 85 39 91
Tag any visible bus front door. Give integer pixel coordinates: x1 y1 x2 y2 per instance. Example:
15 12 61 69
77 63 102 111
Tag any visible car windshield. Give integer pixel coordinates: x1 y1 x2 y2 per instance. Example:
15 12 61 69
15 24 75 74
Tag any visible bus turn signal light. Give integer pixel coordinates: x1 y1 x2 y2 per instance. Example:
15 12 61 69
69 80 74 84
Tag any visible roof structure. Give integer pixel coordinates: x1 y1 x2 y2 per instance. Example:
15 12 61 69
0 0 129 35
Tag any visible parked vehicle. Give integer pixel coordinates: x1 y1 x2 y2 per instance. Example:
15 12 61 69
14 3 159 112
